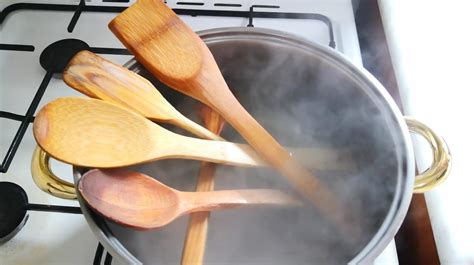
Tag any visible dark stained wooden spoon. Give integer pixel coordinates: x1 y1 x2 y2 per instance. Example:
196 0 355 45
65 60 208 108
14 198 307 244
78 169 301 230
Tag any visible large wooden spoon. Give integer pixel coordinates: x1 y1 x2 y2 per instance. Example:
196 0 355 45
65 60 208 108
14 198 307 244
33 97 344 169
63 50 222 141
78 169 301 230
109 0 344 223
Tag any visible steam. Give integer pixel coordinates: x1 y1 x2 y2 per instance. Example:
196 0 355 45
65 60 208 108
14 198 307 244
105 37 402 264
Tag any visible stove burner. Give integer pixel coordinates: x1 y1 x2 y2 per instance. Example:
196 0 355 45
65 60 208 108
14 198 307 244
40 39 89 73
0 182 29 244
0 182 82 243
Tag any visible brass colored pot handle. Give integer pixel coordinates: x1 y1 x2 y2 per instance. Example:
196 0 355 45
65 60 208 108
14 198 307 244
405 117 452 193
31 145 77 200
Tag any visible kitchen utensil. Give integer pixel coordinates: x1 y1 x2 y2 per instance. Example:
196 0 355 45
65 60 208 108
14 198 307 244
78 169 301 230
108 0 340 221
181 106 225 265
0 182 81 243
32 97 345 169
70 28 450 264
63 50 222 141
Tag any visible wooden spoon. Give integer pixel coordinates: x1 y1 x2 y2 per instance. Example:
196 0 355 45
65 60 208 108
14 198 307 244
181 106 225 265
63 50 222 141
109 0 344 223
78 169 301 230
33 97 348 170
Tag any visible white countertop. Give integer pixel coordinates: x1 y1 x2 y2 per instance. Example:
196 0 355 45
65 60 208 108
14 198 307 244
378 0 474 263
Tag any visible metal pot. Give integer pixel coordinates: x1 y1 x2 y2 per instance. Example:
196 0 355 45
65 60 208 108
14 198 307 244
31 27 450 264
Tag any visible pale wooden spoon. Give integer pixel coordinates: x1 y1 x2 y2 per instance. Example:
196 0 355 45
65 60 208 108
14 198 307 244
32 97 344 169
78 169 301 230
63 50 222 141
109 0 345 223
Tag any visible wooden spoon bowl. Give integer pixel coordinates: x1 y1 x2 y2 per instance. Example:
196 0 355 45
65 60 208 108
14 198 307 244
79 169 181 229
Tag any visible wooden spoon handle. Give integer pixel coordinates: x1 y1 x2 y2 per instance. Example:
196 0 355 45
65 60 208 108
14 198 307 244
170 135 265 167
181 106 224 265
207 91 347 226
180 163 216 265
171 112 223 141
172 135 353 171
180 189 302 213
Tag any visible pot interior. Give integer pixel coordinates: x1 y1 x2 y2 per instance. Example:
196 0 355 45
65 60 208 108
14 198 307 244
81 29 409 264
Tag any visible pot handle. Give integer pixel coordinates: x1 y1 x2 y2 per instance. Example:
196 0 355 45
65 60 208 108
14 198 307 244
405 117 451 193
31 145 77 200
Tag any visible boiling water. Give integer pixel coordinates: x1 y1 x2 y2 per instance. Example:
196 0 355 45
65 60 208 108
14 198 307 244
100 36 403 264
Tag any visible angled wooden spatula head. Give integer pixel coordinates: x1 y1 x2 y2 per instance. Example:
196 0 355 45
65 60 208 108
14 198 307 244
109 0 228 107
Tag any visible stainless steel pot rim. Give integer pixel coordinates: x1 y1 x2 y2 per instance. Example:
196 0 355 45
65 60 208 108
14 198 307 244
73 27 415 265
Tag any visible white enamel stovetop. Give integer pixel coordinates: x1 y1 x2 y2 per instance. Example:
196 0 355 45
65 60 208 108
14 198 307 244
1 0 397 264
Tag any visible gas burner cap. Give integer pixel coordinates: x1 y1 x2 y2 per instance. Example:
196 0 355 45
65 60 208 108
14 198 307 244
40 39 89 73
0 182 29 244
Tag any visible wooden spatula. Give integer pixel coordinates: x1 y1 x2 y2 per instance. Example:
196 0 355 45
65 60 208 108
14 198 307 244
109 0 345 224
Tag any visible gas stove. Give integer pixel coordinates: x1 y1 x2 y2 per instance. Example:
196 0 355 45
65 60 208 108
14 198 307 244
1 0 399 264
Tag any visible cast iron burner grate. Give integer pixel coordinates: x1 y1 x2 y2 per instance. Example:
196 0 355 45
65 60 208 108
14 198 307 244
0 182 81 243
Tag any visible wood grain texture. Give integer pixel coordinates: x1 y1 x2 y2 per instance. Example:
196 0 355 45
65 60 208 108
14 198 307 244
33 97 351 170
181 106 225 265
109 0 347 228
63 50 222 141
78 169 301 230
